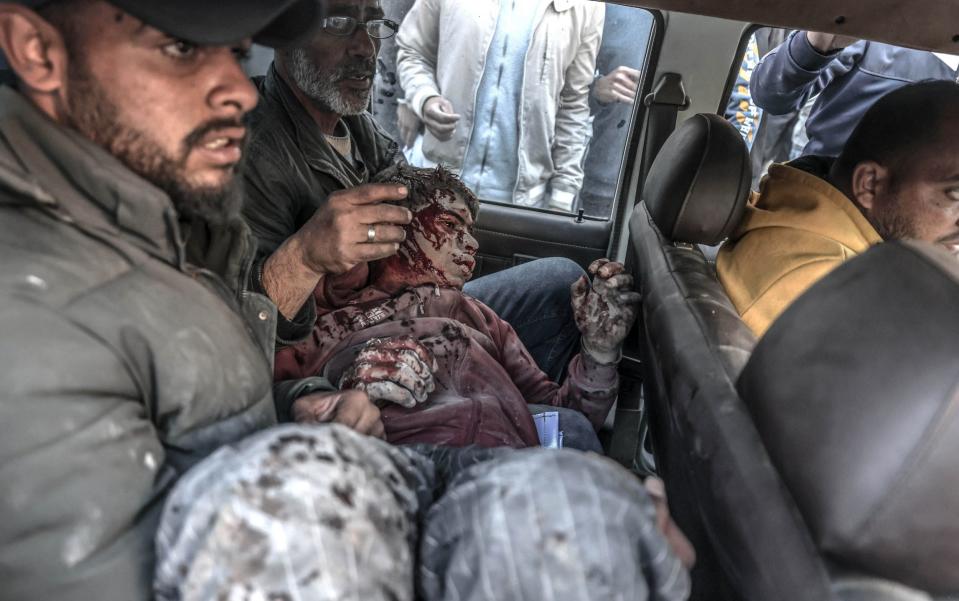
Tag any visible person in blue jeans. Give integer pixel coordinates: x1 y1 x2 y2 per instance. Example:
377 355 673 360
751 30 959 157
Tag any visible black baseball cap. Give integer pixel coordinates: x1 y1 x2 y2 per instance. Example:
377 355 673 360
16 0 322 48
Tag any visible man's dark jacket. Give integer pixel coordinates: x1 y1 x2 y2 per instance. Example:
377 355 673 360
0 87 279 600
243 64 401 260
751 30 959 157
242 64 401 356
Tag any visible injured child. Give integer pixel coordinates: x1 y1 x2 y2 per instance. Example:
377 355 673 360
274 165 641 448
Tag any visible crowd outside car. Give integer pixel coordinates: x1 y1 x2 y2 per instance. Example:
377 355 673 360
0 0 696 599
396 0 605 211
724 28 814 190
578 3 653 218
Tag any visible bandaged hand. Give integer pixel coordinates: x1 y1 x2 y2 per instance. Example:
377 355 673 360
571 259 642 364
340 336 438 409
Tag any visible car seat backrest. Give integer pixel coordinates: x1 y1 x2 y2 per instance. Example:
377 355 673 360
643 113 750 245
739 241 959 596
630 113 836 600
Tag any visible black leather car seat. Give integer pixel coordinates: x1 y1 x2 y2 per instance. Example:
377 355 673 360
630 113 836 600
740 241 959 598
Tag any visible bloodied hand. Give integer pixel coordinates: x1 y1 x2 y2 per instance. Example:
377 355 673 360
340 336 438 409
571 259 642 364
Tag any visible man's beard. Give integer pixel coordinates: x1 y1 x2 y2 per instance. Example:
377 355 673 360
866 182 920 242
869 205 917 242
284 46 373 116
61 58 244 225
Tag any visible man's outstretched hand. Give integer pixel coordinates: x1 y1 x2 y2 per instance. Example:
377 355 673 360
340 336 438 409
291 389 385 438
571 259 642 364
594 66 641 105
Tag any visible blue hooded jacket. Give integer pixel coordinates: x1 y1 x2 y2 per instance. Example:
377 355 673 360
751 30 959 157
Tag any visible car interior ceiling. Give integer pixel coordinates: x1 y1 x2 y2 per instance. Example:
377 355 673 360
620 0 959 53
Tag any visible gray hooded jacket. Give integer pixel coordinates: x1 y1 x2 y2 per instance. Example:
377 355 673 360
0 87 280 600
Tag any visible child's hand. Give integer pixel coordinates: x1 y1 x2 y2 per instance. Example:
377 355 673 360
571 259 642 364
340 336 438 408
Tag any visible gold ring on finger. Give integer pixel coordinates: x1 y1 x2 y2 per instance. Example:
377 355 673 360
367 225 377 243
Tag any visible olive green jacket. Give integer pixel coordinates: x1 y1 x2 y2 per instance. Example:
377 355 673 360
0 87 281 599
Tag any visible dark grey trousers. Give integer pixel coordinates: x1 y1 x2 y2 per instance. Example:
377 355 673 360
154 425 689 601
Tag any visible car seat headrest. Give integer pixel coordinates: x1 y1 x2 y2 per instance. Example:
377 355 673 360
642 113 751 245
738 241 959 595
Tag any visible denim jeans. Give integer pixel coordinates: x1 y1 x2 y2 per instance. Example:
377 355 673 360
464 257 585 382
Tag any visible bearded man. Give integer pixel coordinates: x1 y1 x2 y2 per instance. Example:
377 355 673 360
718 80 959 336
243 0 587 401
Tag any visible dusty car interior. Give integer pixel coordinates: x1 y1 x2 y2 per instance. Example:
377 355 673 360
265 0 956 598
18 0 947 596
0 0 959 601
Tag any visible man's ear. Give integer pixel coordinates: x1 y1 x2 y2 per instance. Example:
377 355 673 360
0 4 68 95
850 161 890 211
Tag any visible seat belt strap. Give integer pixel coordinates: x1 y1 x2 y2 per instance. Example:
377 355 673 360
640 73 690 183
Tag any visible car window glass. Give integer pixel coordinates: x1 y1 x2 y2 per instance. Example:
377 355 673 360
245 2 657 222
375 0 655 221
723 27 805 190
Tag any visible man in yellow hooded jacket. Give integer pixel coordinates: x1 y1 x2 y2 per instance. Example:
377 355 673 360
717 80 959 336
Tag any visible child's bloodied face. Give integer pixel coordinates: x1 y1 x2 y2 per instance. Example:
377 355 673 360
374 187 479 290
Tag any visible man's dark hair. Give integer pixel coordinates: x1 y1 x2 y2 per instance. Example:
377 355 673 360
37 0 92 46
375 164 480 219
832 80 959 187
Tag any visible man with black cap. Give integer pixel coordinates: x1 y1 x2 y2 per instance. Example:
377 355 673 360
0 0 388 598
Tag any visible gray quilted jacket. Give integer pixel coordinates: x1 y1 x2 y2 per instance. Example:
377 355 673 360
0 86 280 600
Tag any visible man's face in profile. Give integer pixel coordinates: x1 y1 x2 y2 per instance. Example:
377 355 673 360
867 120 959 255
51 1 258 222
280 0 384 116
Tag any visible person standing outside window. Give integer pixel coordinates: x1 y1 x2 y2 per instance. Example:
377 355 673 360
396 0 604 211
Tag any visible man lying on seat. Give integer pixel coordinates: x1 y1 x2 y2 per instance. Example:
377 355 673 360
275 164 641 451
717 80 959 336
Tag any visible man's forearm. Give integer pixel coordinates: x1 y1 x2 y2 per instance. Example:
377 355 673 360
751 31 836 114
262 236 324 320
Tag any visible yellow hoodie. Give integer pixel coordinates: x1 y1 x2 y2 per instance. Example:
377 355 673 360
717 163 883 337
